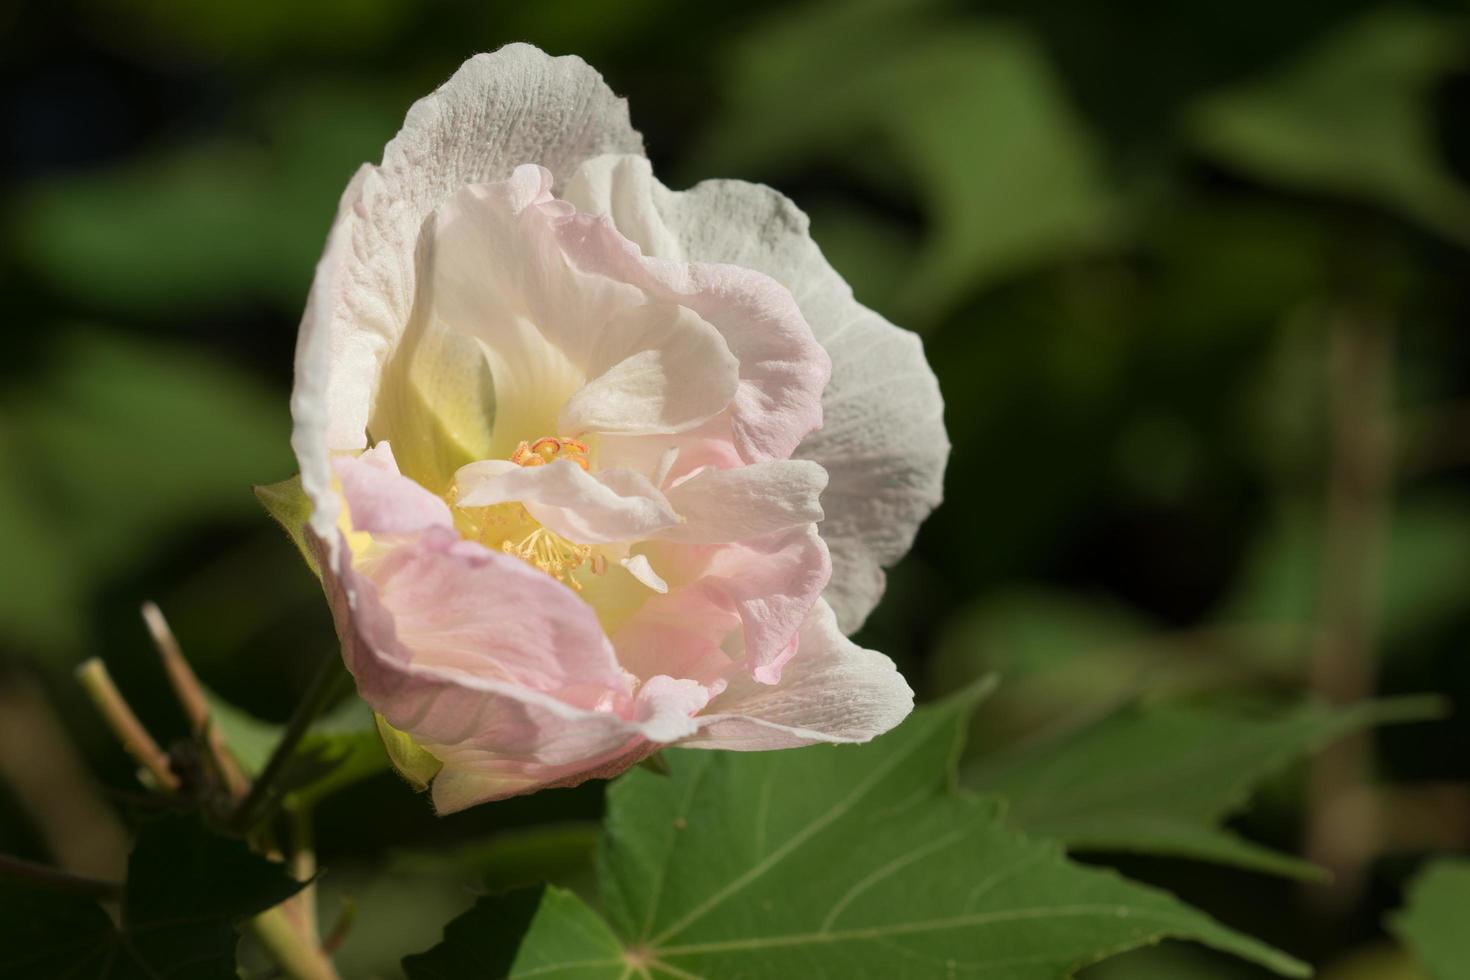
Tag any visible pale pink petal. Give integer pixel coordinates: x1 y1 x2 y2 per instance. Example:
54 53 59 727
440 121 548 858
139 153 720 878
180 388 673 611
681 599 913 750
659 459 826 544
620 525 830 685
293 46 643 546
333 442 453 536
321 525 701 811
421 674 712 811
354 526 630 697
594 416 743 491
559 302 739 436
553 211 830 464
691 526 831 684
612 590 738 689
566 154 947 633
453 458 679 544
633 675 714 743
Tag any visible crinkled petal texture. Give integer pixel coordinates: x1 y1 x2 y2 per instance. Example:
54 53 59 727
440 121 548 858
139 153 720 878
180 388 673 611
293 45 932 812
564 155 948 633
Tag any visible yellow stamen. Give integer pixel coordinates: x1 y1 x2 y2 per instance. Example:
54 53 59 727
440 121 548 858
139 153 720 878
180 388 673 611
452 435 606 589
502 527 594 590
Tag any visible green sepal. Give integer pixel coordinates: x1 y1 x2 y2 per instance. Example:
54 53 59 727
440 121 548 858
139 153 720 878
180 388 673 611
253 474 320 576
375 712 443 792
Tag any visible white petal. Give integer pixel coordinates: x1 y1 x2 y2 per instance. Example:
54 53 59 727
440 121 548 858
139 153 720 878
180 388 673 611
620 554 669 593
560 302 739 436
681 599 913 750
419 172 642 464
293 47 643 543
561 165 830 465
567 154 947 633
652 446 680 487
659 459 827 544
454 458 678 544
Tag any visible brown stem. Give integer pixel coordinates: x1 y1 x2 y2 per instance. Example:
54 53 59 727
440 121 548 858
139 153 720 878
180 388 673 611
1304 310 1394 912
142 602 249 800
0 852 122 901
0 672 128 881
75 659 180 793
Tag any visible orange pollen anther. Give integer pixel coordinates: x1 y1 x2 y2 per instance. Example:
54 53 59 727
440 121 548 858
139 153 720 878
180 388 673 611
511 436 590 470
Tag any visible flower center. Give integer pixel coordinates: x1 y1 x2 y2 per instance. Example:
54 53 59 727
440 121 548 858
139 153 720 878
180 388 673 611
502 527 606 585
452 434 605 590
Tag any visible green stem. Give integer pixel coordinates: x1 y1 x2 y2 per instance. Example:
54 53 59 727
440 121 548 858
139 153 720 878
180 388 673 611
229 652 350 835
252 905 341 980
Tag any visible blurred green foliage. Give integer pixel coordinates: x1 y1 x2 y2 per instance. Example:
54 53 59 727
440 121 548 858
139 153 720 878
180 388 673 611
1389 859 1470 979
966 698 1440 879
3 0 1470 976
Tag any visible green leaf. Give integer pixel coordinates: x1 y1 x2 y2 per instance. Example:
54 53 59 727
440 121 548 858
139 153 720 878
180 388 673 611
412 690 1306 978
124 816 307 973
930 590 1253 753
254 474 320 574
1389 859 1470 980
966 698 1438 879
1189 8 1470 243
294 695 389 804
0 815 303 979
699 12 1113 323
402 886 550 980
207 690 388 805
1080 943 1264 979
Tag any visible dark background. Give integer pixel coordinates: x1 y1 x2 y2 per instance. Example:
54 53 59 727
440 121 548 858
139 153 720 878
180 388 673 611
2 1 1469 976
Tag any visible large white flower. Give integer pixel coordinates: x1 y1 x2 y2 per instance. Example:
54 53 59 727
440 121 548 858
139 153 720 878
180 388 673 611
291 45 948 811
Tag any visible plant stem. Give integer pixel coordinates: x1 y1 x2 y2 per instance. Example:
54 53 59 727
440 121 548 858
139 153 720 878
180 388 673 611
0 672 129 881
252 905 342 980
229 651 349 835
75 658 180 793
250 801 340 980
1304 309 1394 911
287 803 320 942
0 852 121 901
143 601 250 801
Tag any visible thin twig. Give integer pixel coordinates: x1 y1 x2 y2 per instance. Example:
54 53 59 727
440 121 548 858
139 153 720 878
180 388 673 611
0 852 122 901
142 601 250 801
75 659 181 793
1304 310 1394 912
